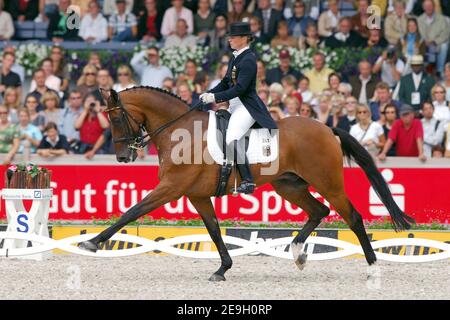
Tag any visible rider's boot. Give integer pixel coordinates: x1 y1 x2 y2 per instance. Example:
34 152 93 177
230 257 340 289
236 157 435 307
231 139 255 194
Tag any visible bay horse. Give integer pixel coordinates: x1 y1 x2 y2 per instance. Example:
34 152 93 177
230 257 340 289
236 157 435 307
79 87 415 281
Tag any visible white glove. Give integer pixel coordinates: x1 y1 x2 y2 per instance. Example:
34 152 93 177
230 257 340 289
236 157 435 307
200 93 215 104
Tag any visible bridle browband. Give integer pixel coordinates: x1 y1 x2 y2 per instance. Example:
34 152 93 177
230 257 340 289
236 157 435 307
104 93 203 150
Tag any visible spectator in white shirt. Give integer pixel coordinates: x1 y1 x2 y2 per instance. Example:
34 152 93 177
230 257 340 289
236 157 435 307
0 0 13 40
373 46 405 89
161 0 194 37
421 101 446 157
103 0 133 16
130 46 173 88
79 0 108 43
350 103 386 158
112 65 136 92
431 84 450 123
318 0 340 37
29 58 62 95
164 18 197 49
108 0 138 41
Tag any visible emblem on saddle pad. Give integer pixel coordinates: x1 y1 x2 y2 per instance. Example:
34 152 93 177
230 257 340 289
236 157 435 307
231 66 237 86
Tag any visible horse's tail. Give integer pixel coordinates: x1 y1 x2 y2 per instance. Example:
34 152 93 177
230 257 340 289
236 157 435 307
331 127 415 231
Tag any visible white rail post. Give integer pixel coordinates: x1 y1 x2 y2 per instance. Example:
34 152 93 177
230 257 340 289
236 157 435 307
1 188 53 261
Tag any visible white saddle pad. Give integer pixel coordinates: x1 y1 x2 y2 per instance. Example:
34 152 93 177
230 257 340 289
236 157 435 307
207 110 279 164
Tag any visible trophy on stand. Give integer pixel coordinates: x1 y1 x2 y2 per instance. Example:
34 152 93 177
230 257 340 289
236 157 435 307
1 163 52 261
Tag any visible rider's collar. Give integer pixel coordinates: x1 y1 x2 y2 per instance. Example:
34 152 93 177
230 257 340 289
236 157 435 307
233 46 250 58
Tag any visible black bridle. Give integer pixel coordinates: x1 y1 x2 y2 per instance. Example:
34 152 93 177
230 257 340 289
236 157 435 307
104 93 204 150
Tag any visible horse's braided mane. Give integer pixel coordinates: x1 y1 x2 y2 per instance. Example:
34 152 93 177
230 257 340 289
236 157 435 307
121 86 189 107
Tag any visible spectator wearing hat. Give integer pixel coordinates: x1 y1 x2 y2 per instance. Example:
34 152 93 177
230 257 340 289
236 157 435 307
417 0 450 75
253 0 284 40
369 82 401 121
325 17 366 49
379 104 426 161
421 101 446 157
108 0 138 41
161 0 194 37
271 20 299 49
265 50 303 86
287 0 315 38
349 60 377 105
397 54 435 112
318 0 340 38
304 52 334 94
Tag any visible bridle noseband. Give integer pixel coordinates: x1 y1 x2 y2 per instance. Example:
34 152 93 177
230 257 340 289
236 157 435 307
104 94 203 151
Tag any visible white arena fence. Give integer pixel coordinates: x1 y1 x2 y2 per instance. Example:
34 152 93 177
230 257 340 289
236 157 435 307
0 232 448 263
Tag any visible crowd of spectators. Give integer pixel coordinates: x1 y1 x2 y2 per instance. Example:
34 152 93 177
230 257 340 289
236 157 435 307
0 0 450 165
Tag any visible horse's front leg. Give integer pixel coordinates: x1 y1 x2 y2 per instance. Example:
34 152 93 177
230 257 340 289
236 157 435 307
188 196 232 281
79 182 180 251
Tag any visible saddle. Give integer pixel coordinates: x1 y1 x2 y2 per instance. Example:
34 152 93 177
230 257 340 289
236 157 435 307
209 109 279 197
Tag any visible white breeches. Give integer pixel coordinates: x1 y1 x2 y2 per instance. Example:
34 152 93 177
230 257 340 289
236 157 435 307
226 98 256 145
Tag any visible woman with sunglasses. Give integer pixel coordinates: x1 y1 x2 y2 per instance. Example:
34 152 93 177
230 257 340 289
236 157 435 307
113 65 136 92
77 64 99 99
0 104 20 165
24 94 46 132
379 103 397 156
431 84 450 123
350 104 386 159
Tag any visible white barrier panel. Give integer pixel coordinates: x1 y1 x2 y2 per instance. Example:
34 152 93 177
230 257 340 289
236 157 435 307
1 189 52 261
0 232 449 263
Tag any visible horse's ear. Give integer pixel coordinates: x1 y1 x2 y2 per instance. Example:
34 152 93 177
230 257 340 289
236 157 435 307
110 89 119 104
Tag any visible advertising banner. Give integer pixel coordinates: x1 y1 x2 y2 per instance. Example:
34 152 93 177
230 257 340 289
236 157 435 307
1 165 449 223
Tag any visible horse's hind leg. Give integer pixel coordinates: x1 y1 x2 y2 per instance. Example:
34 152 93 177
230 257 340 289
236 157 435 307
271 174 330 270
325 192 377 265
188 196 232 281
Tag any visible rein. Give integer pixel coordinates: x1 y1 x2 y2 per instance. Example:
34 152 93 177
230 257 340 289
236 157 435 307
105 95 204 150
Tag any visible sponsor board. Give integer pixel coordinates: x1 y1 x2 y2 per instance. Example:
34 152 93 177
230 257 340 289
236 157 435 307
225 228 339 255
51 225 138 254
51 226 221 255
0 166 449 223
338 230 450 257
138 226 222 255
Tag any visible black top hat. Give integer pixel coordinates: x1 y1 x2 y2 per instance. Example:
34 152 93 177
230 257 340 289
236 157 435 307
227 22 252 36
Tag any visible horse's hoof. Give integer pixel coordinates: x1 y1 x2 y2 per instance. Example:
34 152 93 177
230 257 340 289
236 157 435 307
209 273 226 282
295 252 308 270
291 242 307 271
78 241 98 253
